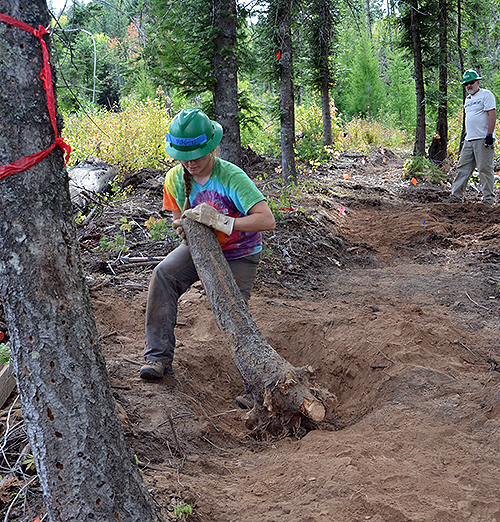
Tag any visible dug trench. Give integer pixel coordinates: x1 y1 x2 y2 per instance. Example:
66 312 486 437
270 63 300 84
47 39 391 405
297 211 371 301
90 151 500 521
3 149 500 521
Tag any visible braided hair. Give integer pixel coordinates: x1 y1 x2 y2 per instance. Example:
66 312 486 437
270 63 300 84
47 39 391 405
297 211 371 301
182 166 192 212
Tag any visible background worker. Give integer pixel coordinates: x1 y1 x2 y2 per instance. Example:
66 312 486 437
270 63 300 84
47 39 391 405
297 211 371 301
140 109 275 404
450 69 497 205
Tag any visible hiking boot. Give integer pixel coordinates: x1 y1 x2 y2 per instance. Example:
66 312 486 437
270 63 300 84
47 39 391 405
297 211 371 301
234 393 254 410
139 360 174 380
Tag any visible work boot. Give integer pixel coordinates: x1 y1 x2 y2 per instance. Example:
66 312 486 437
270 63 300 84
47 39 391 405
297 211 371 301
139 360 174 380
234 393 254 410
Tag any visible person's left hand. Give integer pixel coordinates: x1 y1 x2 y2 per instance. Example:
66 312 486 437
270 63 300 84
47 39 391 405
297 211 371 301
485 134 494 147
183 203 235 235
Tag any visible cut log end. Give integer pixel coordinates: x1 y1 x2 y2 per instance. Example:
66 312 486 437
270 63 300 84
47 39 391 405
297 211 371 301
302 397 326 422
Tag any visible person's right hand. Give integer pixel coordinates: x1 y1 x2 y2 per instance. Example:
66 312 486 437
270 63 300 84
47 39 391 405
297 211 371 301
183 202 235 235
172 219 186 241
485 134 494 147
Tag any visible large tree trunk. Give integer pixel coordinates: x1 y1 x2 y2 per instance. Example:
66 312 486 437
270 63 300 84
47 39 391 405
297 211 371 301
457 0 466 152
0 2 163 520
428 0 448 163
277 0 297 183
182 218 332 435
213 0 242 166
317 0 334 146
321 74 333 146
409 0 426 156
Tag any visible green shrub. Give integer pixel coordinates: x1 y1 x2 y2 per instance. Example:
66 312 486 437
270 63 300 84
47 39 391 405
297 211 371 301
62 96 175 173
144 217 175 241
99 235 129 256
447 110 464 162
341 118 411 153
62 94 413 173
240 93 281 158
294 101 342 165
173 503 193 520
403 154 448 184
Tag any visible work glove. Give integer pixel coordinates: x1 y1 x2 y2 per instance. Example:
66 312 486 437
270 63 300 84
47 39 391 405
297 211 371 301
183 202 235 236
485 134 494 147
172 219 186 240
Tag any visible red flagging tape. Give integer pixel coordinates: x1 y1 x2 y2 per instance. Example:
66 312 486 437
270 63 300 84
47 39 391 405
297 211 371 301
0 14 71 181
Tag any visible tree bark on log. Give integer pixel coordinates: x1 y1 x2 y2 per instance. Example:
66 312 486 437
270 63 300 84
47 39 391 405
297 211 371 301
182 218 334 435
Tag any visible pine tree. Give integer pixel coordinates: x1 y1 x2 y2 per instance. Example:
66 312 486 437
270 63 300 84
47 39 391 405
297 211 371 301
343 35 383 119
255 0 298 181
276 0 297 181
385 48 416 132
303 0 337 145
213 0 242 165
147 0 243 163
399 0 427 155
428 0 448 162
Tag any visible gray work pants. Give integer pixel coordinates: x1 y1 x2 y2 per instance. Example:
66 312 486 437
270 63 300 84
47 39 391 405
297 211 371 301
451 139 495 203
144 243 261 362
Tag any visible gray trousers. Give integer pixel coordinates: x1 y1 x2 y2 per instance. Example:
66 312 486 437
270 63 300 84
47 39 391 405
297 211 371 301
451 139 495 203
144 243 261 362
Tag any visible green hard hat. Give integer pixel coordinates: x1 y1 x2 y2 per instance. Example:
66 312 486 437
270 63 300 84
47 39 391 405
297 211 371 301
462 69 482 84
165 109 223 161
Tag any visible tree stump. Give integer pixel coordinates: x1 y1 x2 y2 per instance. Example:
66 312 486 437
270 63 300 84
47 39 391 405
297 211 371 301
182 218 334 435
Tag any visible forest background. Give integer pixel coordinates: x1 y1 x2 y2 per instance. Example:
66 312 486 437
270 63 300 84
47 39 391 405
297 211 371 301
46 0 500 181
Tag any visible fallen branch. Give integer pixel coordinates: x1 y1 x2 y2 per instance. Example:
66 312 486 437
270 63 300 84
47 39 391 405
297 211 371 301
201 436 255 464
459 341 479 359
123 357 143 366
465 291 492 312
459 342 500 372
163 400 183 459
367 341 396 365
2 475 39 522
121 256 167 264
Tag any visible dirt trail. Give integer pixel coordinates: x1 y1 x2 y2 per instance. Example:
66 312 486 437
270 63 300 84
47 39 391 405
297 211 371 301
89 152 500 521
3 150 500 521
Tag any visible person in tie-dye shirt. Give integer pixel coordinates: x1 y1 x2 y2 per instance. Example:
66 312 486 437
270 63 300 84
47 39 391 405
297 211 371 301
140 109 275 409
163 154 269 259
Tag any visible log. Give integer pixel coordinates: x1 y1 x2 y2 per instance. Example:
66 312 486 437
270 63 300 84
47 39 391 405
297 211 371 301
182 218 334 435
68 157 117 211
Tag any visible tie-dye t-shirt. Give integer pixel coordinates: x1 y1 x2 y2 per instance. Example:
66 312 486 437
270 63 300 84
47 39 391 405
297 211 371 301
163 158 265 259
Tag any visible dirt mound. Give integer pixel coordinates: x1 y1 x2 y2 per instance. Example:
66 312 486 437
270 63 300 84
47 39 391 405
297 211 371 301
2 149 500 521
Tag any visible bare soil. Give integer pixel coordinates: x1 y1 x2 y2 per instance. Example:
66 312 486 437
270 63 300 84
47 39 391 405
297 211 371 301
3 149 500 521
